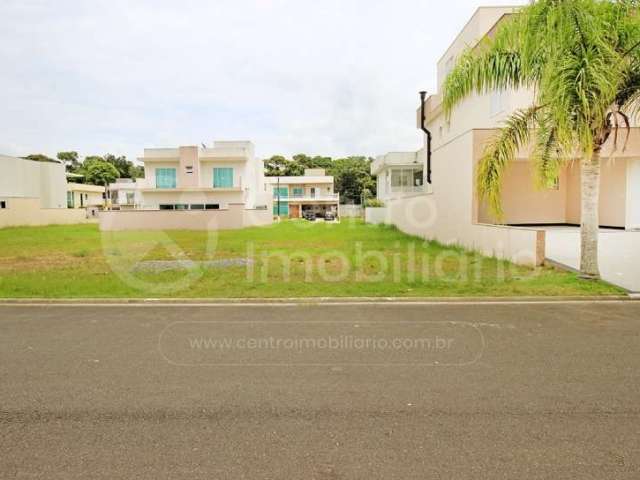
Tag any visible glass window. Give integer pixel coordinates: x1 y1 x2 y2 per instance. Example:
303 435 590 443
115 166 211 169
159 204 174 210
213 168 234 188
413 170 423 186
273 201 289 216
273 186 289 199
156 168 177 189
175 204 188 210
205 204 220 210
292 187 304 197
66 192 74 208
0 200 6 209
190 204 205 210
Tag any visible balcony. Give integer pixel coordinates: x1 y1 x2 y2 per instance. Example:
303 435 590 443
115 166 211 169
371 152 419 175
389 185 424 194
273 193 340 202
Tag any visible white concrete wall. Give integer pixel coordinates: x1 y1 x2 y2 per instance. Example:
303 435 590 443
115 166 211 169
0 155 67 208
364 207 387 224
0 198 96 228
339 204 364 218
99 203 272 231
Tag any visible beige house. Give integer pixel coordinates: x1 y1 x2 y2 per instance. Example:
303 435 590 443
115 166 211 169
264 169 339 218
66 182 105 209
99 141 272 231
371 6 640 266
108 178 142 210
136 141 268 210
0 154 94 228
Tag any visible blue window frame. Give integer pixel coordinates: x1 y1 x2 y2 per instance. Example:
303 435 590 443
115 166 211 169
156 168 177 189
213 168 234 188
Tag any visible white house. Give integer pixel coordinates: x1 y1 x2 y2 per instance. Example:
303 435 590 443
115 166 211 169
371 152 425 202
136 141 268 211
108 178 142 210
264 169 339 218
99 141 272 231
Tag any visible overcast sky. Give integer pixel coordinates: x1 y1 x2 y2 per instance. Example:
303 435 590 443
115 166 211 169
0 0 525 162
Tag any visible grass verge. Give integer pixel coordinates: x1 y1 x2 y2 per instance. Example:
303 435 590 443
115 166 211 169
0 220 623 298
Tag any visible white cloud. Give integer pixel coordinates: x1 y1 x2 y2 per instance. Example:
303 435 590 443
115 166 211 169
0 0 525 161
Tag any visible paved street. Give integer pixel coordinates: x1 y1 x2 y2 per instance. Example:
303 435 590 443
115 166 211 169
1 301 639 479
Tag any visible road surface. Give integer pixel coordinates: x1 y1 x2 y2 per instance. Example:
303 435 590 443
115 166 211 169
1 301 639 479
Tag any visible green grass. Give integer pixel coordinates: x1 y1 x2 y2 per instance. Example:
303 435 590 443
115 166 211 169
0 220 623 298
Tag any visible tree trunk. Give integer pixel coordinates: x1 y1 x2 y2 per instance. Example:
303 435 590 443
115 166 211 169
579 151 601 279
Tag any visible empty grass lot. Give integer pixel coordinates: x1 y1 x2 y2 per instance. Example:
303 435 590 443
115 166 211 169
0 219 623 298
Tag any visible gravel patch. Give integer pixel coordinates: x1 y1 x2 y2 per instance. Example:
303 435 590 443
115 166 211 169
132 258 253 273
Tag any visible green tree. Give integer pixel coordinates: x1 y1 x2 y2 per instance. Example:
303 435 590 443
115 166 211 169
23 154 55 163
85 160 119 187
57 151 80 172
264 155 291 176
329 156 376 204
442 0 640 278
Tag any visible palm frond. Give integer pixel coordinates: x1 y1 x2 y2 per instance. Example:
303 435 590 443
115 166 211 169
477 106 542 220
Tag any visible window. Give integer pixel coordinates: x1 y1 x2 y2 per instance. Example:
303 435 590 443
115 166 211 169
413 170 423 187
213 168 234 188
292 187 304 198
0 200 6 209
126 192 135 204
190 204 205 210
66 192 74 208
185 166 193 174
273 186 288 199
156 168 177 189
390 168 424 192
159 204 175 210
273 202 289 216
205 204 220 210
175 204 188 210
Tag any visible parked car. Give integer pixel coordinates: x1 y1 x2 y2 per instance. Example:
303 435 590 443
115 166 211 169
324 211 336 221
303 211 316 221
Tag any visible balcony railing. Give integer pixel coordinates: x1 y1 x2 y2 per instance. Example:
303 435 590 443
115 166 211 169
389 185 424 194
273 193 340 201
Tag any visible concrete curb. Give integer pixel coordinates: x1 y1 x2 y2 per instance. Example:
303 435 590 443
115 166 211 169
0 295 635 305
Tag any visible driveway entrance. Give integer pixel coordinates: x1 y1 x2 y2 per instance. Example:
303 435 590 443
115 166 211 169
545 227 640 292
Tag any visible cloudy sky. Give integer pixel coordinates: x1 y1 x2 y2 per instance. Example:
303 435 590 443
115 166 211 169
0 0 525 162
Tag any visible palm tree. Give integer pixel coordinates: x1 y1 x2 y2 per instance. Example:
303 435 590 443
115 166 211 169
442 0 640 278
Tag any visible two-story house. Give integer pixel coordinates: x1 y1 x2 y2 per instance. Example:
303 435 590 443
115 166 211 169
371 152 426 202
137 141 268 211
264 169 339 218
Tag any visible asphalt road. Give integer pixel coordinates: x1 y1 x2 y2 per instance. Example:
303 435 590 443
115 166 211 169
1 301 639 479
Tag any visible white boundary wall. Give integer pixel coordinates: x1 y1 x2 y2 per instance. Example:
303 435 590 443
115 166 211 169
377 194 545 267
364 207 388 225
99 203 272 231
338 204 363 218
0 198 96 228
